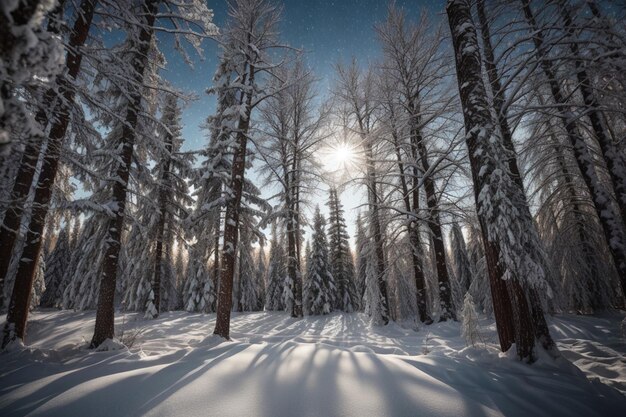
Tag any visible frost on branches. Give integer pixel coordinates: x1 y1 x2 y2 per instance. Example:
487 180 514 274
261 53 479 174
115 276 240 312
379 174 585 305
0 0 64 153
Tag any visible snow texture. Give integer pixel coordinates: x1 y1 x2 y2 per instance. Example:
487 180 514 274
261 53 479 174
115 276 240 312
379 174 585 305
1 310 625 417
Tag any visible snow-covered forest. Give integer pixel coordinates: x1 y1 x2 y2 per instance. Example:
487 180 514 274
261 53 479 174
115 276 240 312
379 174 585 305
1 0 626 416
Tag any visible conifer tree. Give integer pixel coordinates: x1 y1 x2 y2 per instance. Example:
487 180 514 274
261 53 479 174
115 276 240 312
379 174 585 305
327 188 358 312
41 223 72 308
265 223 286 311
255 245 267 310
303 207 334 315
211 0 283 339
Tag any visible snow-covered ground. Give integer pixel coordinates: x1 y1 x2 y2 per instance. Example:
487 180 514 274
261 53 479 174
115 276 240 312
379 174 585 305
1 310 625 417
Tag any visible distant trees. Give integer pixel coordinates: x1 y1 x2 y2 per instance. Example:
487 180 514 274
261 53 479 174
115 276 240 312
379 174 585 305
266 222 287 311
1 0 624 366
375 5 455 321
334 60 390 324
303 207 334 315
257 59 327 318
327 188 359 312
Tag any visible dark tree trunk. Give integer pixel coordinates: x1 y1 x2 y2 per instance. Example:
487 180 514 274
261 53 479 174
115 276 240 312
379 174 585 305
286 145 302 317
0 140 43 306
476 0 555 348
1 0 97 349
151 126 174 318
0 0 65 308
447 0 543 359
521 0 626 301
212 211 220 311
90 0 158 349
417 136 454 321
391 113 431 324
213 65 255 340
363 139 390 324
475 0 523 189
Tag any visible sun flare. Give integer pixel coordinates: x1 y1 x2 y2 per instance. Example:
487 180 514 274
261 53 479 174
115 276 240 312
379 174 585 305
334 144 355 165
320 143 358 177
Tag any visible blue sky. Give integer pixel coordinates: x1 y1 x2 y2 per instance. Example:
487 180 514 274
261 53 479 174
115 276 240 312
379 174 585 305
156 0 446 242
161 0 444 152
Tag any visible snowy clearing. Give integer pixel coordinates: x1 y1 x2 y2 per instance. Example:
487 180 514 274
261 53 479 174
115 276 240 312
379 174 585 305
1 310 625 417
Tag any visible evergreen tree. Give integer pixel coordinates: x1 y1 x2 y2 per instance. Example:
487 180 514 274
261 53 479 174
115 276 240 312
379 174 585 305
327 188 358 312
213 0 286 339
354 214 367 308
303 207 334 315
255 245 267 310
265 223 286 311
449 222 473 311
41 224 72 308
1 0 96 348
238 226 259 312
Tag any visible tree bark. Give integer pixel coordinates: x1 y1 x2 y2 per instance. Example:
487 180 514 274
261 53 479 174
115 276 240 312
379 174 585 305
0 0 65 307
1 0 96 348
90 0 158 349
285 139 302 317
151 123 174 318
363 138 390 324
416 133 454 321
213 65 255 339
475 0 523 189
389 107 431 324
448 0 534 357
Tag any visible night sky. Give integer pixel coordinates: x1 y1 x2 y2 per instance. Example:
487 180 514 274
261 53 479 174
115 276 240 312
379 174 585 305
157 0 446 241
161 0 445 152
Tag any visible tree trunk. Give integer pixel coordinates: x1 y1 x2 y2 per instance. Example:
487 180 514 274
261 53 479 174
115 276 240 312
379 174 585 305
447 0 539 358
1 0 97 348
0 0 65 308
212 210 220 311
151 120 174 318
290 154 303 318
285 146 302 317
475 0 524 189
521 0 626 300
390 112 431 324
213 65 255 340
417 136 454 321
363 139 389 324
90 0 158 349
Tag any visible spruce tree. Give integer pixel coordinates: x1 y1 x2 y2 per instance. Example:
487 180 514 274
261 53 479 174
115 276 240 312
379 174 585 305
265 223 286 311
327 188 358 312
303 207 334 315
41 224 72 308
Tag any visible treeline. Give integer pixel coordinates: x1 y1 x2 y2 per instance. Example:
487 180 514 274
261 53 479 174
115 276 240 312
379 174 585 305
0 0 624 364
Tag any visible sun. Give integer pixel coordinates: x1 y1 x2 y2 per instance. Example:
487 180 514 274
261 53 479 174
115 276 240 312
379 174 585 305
334 144 355 165
321 142 359 183
322 143 356 172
